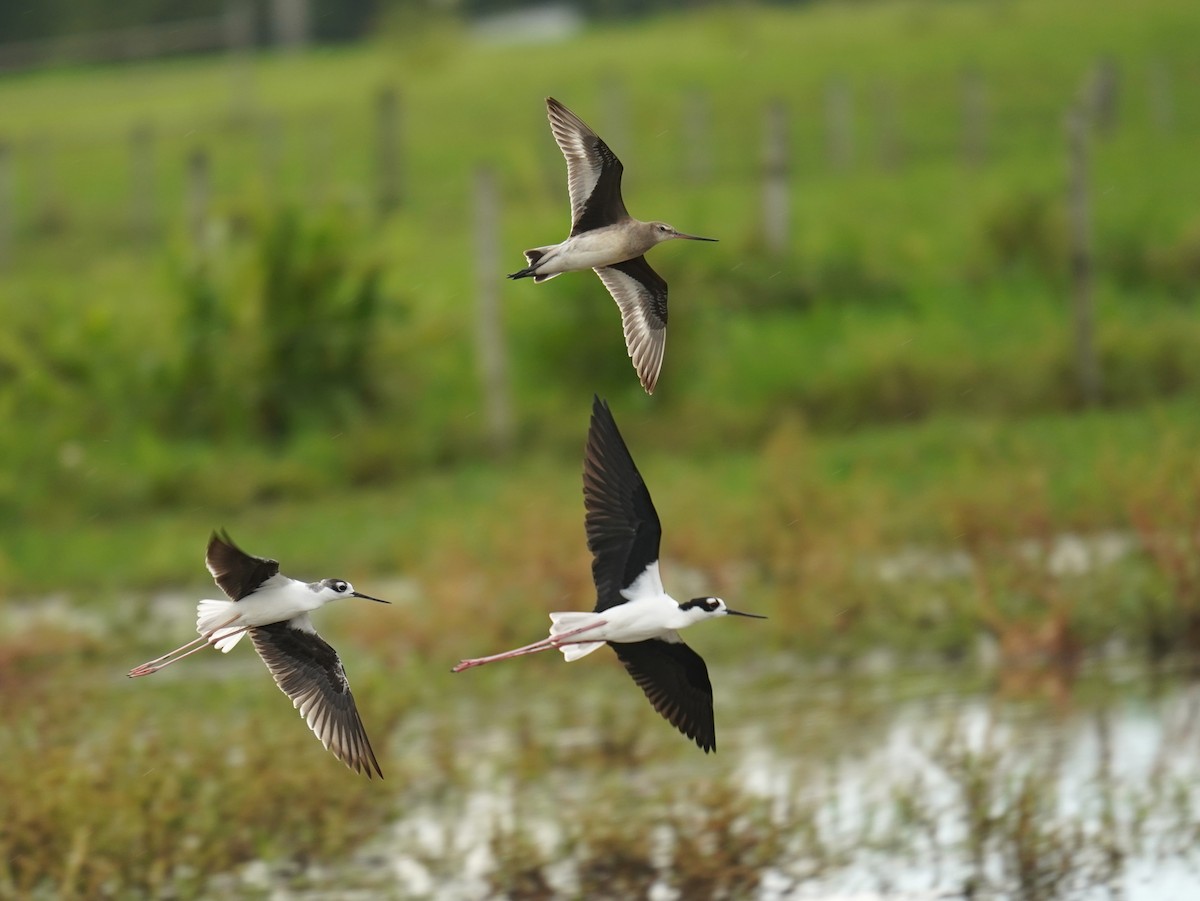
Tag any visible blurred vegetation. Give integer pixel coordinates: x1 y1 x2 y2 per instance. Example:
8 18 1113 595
0 0 1197 643
0 0 728 47
4 623 1194 897
0 0 379 45
169 208 390 442
0 0 1196 531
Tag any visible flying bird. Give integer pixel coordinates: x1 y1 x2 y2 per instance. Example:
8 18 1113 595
129 531 388 778
508 97 717 394
453 396 764 752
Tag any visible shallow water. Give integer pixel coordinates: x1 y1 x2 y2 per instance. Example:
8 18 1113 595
205 656 1200 899
6 577 1196 898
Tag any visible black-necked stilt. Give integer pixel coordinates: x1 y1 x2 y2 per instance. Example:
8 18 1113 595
129 531 388 779
453 396 764 752
508 97 718 395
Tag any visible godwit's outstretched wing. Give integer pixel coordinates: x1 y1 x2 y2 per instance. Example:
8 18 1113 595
593 257 667 394
546 97 629 235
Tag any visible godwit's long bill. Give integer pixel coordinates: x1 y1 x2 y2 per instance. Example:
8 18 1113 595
453 396 764 752
508 97 717 395
129 530 389 779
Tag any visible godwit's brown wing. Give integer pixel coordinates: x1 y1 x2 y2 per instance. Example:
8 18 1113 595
546 97 629 235
250 617 384 779
593 256 668 394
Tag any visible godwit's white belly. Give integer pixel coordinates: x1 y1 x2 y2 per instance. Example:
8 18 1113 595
540 227 641 274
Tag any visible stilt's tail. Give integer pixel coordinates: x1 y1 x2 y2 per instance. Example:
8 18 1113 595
549 612 605 661
508 247 563 282
196 599 247 653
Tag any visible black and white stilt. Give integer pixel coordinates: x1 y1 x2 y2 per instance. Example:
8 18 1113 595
453 396 765 752
129 531 389 778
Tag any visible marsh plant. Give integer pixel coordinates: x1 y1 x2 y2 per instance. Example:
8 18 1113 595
5 566 1200 899
1129 477 1200 657
170 208 389 443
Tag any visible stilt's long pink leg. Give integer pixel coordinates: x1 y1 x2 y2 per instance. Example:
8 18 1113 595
127 614 244 678
451 640 555 672
130 634 208 669
451 620 607 673
451 640 555 671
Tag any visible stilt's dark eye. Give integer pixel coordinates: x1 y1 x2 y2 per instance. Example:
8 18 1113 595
332 580 349 593
706 598 720 611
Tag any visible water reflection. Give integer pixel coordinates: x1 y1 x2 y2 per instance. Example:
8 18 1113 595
211 659 1200 899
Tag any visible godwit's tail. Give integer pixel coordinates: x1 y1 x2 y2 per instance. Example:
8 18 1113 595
508 246 563 282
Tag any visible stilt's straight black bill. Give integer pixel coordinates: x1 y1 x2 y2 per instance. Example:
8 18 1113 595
352 592 391 604
726 609 767 619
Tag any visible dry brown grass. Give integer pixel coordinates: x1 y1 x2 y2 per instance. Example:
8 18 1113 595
1129 473 1200 658
0 649 396 899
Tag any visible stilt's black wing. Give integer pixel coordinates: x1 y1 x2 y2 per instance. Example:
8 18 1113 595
250 618 384 779
583 396 663 613
206 530 280 601
546 97 629 235
610 637 716 753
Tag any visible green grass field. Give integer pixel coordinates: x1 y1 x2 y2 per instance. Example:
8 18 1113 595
0 0 1197 583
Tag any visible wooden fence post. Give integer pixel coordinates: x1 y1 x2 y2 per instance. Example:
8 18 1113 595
269 0 310 52
473 165 514 456
825 77 854 170
874 80 904 172
1147 60 1174 134
1065 106 1101 407
29 134 61 236
129 122 157 242
187 147 212 256
601 77 629 165
259 113 284 199
224 0 255 122
762 99 790 255
374 86 401 218
683 88 712 185
962 67 988 168
0 141 11 269
307 119 332 206
1089 56 1120 137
